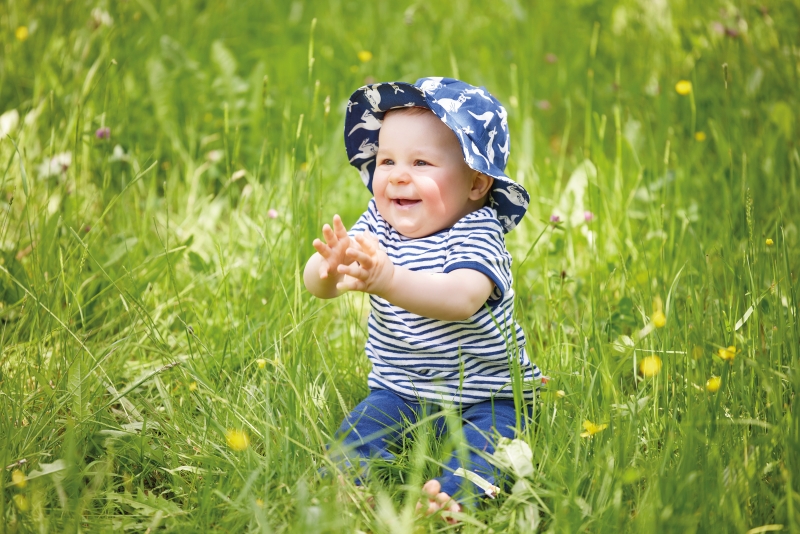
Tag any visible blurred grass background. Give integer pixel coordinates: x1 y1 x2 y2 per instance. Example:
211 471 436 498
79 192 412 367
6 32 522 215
1 0 799 532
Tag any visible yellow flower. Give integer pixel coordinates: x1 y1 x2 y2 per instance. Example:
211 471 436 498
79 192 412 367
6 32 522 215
256 359 266 369
556 390 566 398
357 50 373 63
15 26 29 41
766 238 774 246
189 381 197 392
226 429 250 451
13 494 29 512
706 376 721 393
255 498 264 508
11 469 26 489
639 356 662 378
580 420 608 438
717 346 737 361
694 131 706 142
675 80 692 95
652 310 666 328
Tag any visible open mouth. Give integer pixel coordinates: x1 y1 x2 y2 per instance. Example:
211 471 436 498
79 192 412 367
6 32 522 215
392 198 421 207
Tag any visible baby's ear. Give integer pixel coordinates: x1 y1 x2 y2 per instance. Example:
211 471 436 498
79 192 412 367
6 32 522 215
469 173 494 201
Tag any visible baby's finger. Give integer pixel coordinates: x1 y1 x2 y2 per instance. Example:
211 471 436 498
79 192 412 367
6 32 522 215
338 262 369 281
355 232 378 254
345 247 374 269
337 277 365 293
332 214 349 239
313 238 332 258
318 259 330 279
322 224 338 247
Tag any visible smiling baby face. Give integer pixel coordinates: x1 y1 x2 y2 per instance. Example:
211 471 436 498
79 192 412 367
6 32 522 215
371 108 493 238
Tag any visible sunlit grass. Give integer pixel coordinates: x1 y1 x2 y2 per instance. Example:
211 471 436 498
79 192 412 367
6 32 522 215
1 1 799 532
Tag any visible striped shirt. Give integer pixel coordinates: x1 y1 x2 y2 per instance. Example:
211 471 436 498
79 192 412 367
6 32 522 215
349 199 541 406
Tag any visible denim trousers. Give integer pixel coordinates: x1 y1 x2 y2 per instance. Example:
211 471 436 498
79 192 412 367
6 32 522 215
331 388 524 502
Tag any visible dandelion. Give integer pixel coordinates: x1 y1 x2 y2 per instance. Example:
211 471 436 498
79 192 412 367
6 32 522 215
15 26 29 41
357 50 373 63
256 359 266 369
766 238 774 246
189 382 197 392
226 429 250 451
580 420 608 438
639 356 662 378
717 346 737 361
675 80 692 95
11 469 26 489
652 310 666 328
695 131 706 142
95 127 110 140
706 376 722 392
267 209 278 219
584 211 594 222
549 214 561 223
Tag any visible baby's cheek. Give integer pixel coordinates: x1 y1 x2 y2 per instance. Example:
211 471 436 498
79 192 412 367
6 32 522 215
417 181 447 215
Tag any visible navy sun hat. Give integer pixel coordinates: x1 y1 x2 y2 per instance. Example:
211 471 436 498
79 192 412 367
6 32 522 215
344 77 529 233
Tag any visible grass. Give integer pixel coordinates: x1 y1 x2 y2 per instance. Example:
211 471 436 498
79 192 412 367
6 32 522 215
1 0 799 532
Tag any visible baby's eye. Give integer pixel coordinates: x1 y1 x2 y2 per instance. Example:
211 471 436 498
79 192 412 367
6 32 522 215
381 159 394 166
414 160 429 166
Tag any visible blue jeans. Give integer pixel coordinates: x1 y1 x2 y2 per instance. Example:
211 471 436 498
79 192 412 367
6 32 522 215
330 388 524 503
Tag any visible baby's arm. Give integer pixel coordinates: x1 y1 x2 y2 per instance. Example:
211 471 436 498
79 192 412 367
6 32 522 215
303 215 355 299
338 233 494 321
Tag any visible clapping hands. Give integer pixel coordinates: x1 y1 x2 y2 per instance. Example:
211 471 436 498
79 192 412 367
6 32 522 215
310 215 394 298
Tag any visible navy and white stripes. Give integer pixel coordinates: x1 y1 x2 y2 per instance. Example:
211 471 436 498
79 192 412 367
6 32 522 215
349 199 540 405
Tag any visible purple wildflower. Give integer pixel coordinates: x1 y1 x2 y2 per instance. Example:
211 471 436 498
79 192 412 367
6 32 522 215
550 214 561 223
96 127 110 140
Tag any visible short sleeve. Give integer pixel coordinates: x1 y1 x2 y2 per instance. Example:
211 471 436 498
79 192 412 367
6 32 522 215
442 209 512 302
348 198 378 237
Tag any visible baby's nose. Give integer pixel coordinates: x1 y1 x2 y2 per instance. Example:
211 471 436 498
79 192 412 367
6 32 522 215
388 166 411 184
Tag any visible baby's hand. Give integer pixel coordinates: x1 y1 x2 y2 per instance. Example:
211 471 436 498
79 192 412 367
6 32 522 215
337 232 395 296
312 215 354 281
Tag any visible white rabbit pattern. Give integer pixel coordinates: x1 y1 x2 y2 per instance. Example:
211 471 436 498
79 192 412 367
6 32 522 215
348 110 382 136
349 138 378 162
468 110 494 129
434 94 470 113
364 84 382 112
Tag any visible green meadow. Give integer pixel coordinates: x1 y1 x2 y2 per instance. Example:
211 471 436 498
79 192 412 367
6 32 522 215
1 0 799 531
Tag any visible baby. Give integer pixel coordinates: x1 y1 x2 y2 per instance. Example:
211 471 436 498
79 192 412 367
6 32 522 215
304 77 541 519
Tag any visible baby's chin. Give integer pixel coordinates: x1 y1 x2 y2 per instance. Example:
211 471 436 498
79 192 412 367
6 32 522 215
381 212 448 239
